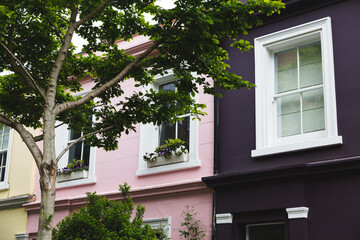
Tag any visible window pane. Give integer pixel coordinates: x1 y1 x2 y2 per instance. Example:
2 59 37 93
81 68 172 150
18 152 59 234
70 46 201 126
82 143 91 166
159 122 176 145
1 134 9 150
3 126 10 134
68 142 83 163
303 89 325 133
300 42 323 88
177 117 190 150
69 129 81 141
277 94 301 137
0 167 5 182
159 82 176 92
247 223 285 240
0 152 6 182
275 48 298 93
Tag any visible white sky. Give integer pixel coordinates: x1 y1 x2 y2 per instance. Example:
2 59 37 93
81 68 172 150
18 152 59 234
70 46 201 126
0 0 176 75
73 0 175 51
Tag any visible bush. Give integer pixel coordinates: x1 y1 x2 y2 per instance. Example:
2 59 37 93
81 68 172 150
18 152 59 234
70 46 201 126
52 183 167 240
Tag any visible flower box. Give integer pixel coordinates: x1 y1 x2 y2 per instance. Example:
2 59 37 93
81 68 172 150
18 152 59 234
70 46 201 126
56 170 89 183
147 153 189 168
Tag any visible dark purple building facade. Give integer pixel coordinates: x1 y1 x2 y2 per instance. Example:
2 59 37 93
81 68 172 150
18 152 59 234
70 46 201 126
203 0 360 239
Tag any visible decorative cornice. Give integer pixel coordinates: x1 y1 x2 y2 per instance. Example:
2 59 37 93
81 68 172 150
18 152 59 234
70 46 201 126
15 233 29 240
216 213 233 224
286 207 309 219
25 179 210 213
0 194 34 210
203 155 360 188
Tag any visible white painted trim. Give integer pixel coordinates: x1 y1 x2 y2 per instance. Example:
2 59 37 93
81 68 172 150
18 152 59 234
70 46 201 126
286 207 309 219
56 176 96 189
0 127 13 190
137 160 201 176
137 71 200 176
253 17 341 157
252 136 342 157
216 213 233 224
15 233 29 240
143 217 171 239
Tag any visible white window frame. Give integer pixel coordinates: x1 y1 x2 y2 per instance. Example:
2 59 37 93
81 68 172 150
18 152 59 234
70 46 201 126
137 71 200 176
252 17 342 157
143 217 171 239
0 127 13 190
246 222 285 240
55 90 96 188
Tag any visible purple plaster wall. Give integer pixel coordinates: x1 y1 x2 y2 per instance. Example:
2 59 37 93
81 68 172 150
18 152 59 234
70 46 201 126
218 0 360 174
208 0 360 239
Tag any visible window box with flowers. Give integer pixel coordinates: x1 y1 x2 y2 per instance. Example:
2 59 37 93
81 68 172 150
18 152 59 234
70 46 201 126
143 139 189 168
56 160 89 183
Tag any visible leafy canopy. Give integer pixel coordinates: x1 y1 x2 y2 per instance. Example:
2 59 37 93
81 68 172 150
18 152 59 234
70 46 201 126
52 183 168 240
0 0 284 150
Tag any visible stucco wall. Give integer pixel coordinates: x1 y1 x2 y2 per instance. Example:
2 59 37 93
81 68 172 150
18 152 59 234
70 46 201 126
0 208 28 240
27 35 214 239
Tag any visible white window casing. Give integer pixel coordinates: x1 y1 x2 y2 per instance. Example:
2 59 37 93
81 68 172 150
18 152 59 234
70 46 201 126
137 71 200 176
252 17 342 157
55 90 97 188
0 126 13 190
143 217 171 239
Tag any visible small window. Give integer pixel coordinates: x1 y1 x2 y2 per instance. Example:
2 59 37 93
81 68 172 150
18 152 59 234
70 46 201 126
275 42 325 138
55 118 96 187
159 82 190 150
143 217 171 239
67 129 91 166
0 125 11 186
246 222 285 240
137 71 200 176
252 17 342 157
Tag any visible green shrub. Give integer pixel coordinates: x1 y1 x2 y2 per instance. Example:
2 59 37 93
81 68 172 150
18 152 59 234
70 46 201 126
52 183 167 240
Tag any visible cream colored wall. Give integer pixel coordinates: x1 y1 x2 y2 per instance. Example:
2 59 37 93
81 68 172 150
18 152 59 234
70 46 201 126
0 208 28 240
0 129 36 199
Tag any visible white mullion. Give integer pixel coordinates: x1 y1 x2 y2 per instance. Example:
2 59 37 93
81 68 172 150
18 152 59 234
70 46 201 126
274 85 323 99
0 126 4 150
175 121 178 139
297 47 304 134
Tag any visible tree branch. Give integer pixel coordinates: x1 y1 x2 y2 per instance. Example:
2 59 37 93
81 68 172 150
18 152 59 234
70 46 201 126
33 122 66 142
0 114 42 170
0 41 46 100
46 7 78 108
74 0 112 27
44 12 64 43
55 125 114 162
54 39 163 115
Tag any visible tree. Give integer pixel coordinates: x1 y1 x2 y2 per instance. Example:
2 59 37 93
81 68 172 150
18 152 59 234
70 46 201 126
52 183 168 240
0 0 284 239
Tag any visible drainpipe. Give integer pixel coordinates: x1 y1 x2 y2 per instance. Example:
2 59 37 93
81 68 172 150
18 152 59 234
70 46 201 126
211 87 220 240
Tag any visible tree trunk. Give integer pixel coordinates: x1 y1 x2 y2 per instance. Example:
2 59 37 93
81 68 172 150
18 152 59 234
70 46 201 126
37 109 57 240
37 172 56 240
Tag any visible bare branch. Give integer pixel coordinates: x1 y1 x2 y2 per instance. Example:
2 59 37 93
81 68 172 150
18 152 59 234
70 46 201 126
33 122 66 142
56 125 114 162
33 134 43 142
44 13 64 43
0 41 46 99
74 0 112 27
54 39 163 115
46 7 78 108
0 114 42 170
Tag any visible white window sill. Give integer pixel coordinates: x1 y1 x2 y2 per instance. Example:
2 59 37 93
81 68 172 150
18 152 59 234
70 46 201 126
251 136 343 158
0 182 9 191
56 176 96 189
137 160 201 176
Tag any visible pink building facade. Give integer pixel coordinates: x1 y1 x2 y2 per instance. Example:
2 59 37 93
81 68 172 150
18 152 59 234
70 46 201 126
25 35 214 239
